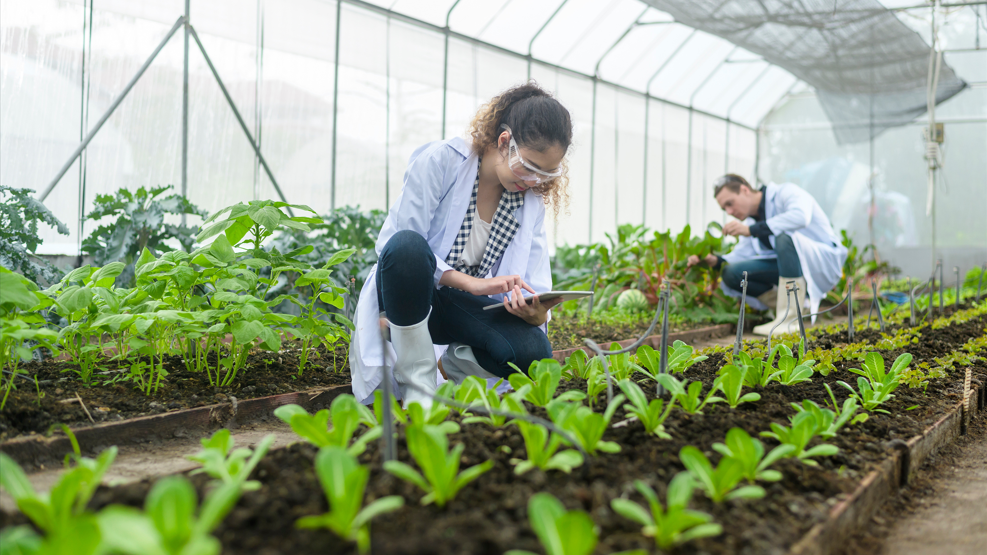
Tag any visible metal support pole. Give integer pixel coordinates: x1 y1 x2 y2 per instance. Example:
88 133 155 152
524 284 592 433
182 1 190 223
793 281 808 347
955 266 961 309
588 78 598 243
847 278 855 341
657 283 671 397
977 263 985 301
938 259 944 314
909 278 916 326
586 264 601 318
187 25 294 216
871 280 885 333
330 0 342 209
733 271 748 357
39 16 187 202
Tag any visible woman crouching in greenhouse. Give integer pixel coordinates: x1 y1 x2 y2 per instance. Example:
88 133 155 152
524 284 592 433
688 174 847 337
349 82 571 407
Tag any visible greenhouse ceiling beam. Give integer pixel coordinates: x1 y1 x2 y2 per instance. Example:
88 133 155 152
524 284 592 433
340 0 754 131
187 24 293 216
594 7 652 78
39 16 186 202
182 0 190 224
441 0 463 140
527 0 570 80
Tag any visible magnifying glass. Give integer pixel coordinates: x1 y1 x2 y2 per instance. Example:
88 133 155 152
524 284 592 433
706 221 724 239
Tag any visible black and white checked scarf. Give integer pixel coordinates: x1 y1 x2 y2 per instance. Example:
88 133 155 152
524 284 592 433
445 157 525 278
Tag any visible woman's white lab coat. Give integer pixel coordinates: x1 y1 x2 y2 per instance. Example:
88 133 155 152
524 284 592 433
349 137 553 403
720 182 847 317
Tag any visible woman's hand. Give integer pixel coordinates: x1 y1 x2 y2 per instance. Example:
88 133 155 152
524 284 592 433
503 285 564 326
466 274 537 297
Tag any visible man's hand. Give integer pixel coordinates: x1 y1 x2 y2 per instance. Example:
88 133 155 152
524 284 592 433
503 285 563 326
722 221 751 237
687 253 720 268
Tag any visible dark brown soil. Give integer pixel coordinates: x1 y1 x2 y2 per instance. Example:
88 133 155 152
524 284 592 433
5 312 979 555
0 342 352 440
547 312 770 351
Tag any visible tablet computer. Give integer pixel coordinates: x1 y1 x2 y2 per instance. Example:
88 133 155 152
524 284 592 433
481 290 594 311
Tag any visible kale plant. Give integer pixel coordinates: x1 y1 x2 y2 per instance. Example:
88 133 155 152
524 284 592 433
0 186 69 284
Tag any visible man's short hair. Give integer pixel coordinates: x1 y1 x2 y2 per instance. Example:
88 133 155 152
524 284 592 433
712 174 753 197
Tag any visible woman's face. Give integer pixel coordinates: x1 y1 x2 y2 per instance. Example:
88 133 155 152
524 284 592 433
494 131 565 193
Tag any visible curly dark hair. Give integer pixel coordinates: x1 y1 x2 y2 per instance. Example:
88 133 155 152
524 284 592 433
467 81 573 217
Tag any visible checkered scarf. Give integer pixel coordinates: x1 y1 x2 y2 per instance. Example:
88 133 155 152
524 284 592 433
445 157 525 278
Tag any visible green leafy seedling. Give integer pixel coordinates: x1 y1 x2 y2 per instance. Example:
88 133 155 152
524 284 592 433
679 445 765 503
550 395 626 455
186 429 274 491
296 447 404 554
709 364 761 408
617 379 676 439
607 343 646 381
505 493 598 555
456 377 513 427
760 411 840 465
383 425 493 507
274 394 380 455
836 377 898 414
711 428 794 483
508 359 586 407
611 474 723 550
735 350 777 388
790 398 859 439
510 419 584 475
656 374 717 415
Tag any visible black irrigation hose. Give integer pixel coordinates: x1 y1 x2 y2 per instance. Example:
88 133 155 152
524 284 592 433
1 369 36 382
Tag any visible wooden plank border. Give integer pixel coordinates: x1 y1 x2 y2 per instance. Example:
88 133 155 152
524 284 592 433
0 385 352 470
788 382 982 555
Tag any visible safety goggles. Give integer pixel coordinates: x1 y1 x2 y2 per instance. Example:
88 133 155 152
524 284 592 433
500 124 563 185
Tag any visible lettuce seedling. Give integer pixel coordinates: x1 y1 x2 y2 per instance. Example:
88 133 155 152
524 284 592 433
610 475 722 550
711 428 794 483
848 352 912 388
96 477 242 555
383 425 493 507
457 377 512 427
735 350 777 388
790 398 859 439
584 366 608 409
297 447 404 554
508 359 586 407
186 429 275 491
504 493 598 555
0 447 117 540
656 374 717 415
406 400 460 436
679 445 765 502
510 418 584 475
836 376 898 414
709 365 761 408
617 379 676 439
549 395 626 455
274 394 380 455
561 349 601 380
606 343 645 381
769 347 815 386
373 390 407 425
760 411 839 466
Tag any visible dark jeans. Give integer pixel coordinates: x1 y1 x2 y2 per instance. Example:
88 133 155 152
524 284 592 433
721 233 802 297
376 230 552 378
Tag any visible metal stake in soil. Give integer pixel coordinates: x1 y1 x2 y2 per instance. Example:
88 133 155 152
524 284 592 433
379 316 395 463
954 266 960 310
586 264 601 318
767 283 793 355
938 259 944 314
871 280 885 333
977 263 985 301
733 271 748 357
791 281 808 347
658 283 671 397
927 275 934 321
847 278 854 342
908 278 916 326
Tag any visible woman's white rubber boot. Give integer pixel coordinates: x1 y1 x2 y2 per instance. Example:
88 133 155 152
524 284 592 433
389 310 437 408
440 343 499 385
752 277 807 337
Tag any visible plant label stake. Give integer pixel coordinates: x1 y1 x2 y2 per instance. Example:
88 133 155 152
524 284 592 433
954 266 960 310
792 281 808 346
847 278 854 342
379 316 395 463
657 283 671 398
871 280 885 333
962 367 972 435
733 271 748 358
908 278 916 327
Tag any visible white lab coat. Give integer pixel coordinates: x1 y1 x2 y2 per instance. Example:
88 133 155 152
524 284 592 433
349 137 553 403
720 182 847 317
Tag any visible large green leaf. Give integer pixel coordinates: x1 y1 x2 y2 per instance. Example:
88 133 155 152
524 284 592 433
0 270 39 311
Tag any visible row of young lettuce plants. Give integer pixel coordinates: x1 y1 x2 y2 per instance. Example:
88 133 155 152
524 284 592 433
4 300 984 554
0 201 357 409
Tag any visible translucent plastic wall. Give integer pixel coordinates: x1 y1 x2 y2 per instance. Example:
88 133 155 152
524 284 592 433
758 48 987 279
1 0 760 255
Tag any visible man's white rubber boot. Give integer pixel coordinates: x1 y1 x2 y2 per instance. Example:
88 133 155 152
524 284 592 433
752 277 807 337
440 343 499 385
756 287 777 311
389 310 437 408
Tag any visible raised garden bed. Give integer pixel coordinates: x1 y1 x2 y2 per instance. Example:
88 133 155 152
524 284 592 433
3 309 982 555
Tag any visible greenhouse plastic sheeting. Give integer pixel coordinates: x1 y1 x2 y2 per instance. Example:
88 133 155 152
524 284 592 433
643 0 968 143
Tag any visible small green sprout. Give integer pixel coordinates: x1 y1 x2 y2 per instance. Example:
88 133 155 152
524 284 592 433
836 376 898 414
296 447 404 554
549 395 626 455
560 349 601 380
760 411 840 466
678 445 765 503
711 428 794 483
617 379 676 439
510 419 584 475
186 429 274 491
610 474 723 550
709 364 761 408
508 359 586 407
656 374 717 415
274 394 380 455
505 493 598 555
456 376 512 427
735 350 777 388
383 425 493 507
606 343 646 381
790 398 858 439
